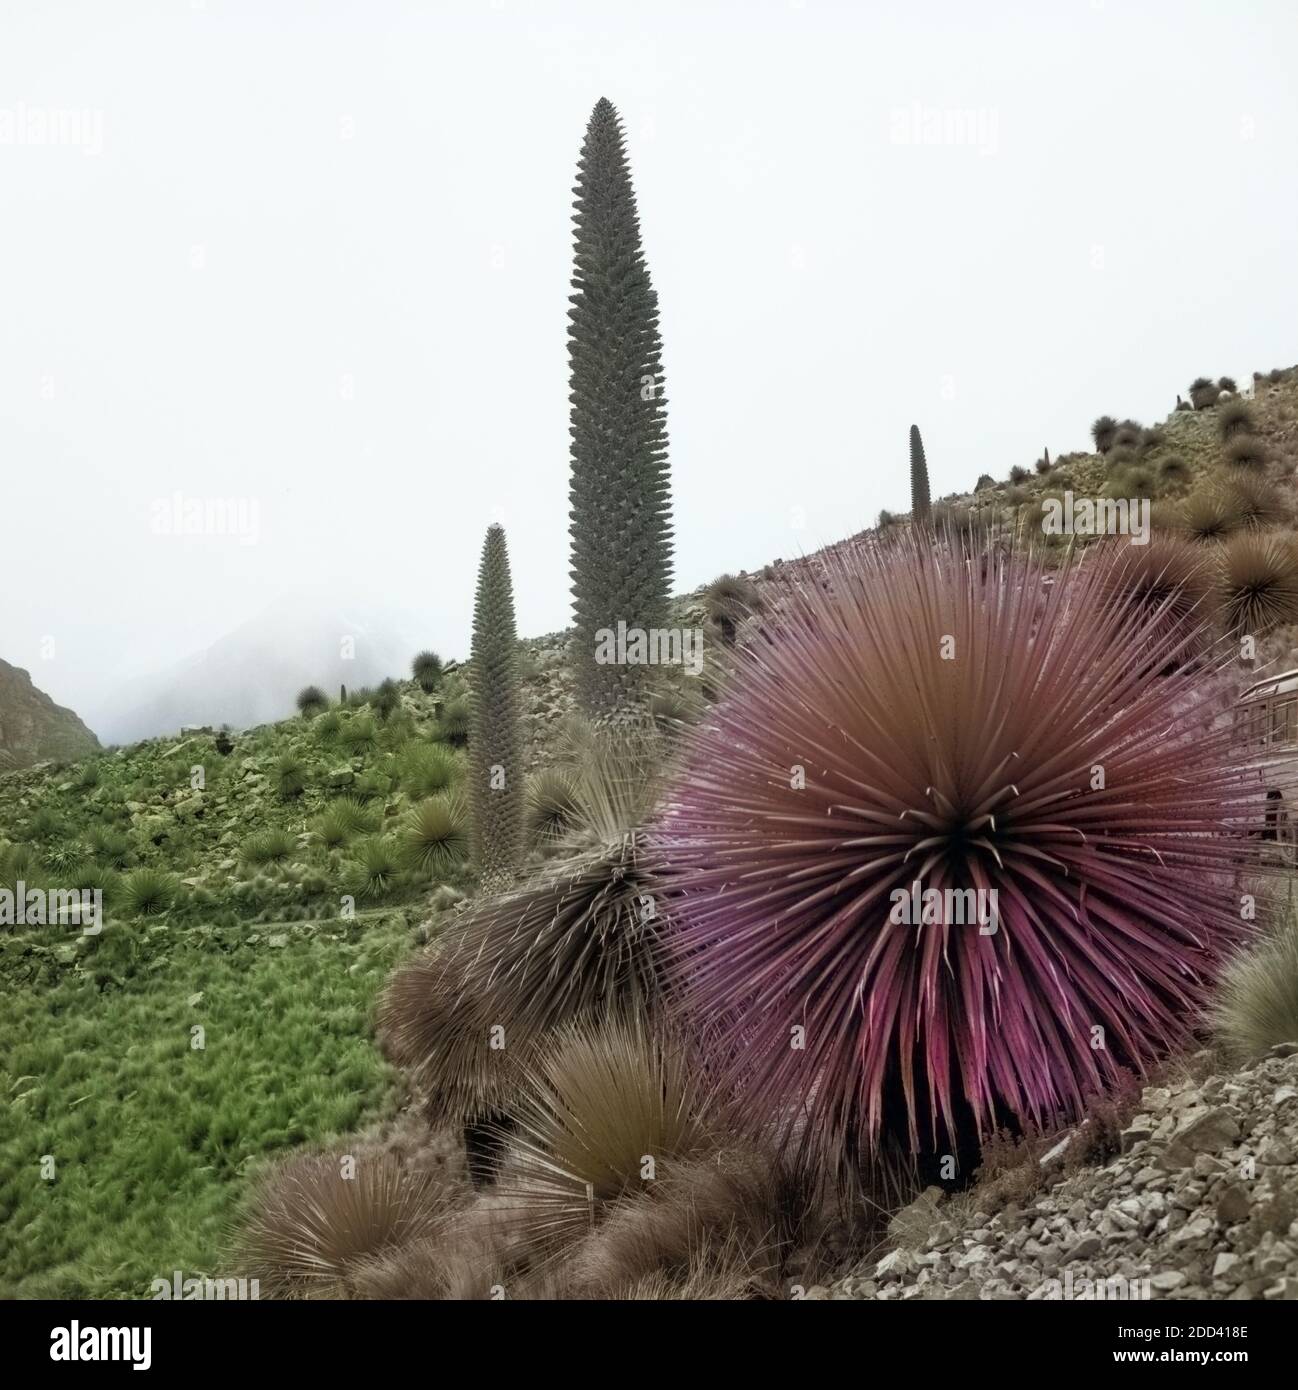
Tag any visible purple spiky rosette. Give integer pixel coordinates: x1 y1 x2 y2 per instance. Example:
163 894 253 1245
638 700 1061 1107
658 529 1277 1174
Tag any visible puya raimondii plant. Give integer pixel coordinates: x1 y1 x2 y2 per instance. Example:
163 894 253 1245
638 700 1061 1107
568 97 674 721
659 527 1286 1179
909 424 931 522
468 523 523 891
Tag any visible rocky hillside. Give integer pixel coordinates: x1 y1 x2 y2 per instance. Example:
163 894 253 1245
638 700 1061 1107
0 659 99 772
814 1044 1298 1301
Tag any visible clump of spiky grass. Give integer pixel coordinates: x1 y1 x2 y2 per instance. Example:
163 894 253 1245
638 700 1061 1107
525 767 582 846
495 1019 713 1258
1225 436 1269 471
341 835 403 901
1217 376 1238 394
296 685 328 717
1095 534 1215 653
648 684 705 735
1176 488 1243 542
1112 425 1142 451
377 730 672 1126
1217 531 1298 635
399 793 470 877
1212 916 1298 1063
339 714 377 751
243 827 295 866
1159 454 1190 486
1218 399 1255 442
564 1146 837 1299
120 867 180 917
87 824 131 869
1103 463 1156 499
400 742 462 800
1189 376 1219 410
311 803 359 849
437 695 470 746
412 650 444 693
1091 416 1118 454
273 753 309 800
236 1150 452 1297
658 531 1276 1175
1222 474 1285 530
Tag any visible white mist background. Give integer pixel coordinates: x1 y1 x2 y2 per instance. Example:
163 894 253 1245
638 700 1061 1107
2 0 1296 738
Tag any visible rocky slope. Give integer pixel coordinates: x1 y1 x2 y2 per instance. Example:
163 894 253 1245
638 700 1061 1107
813 1045 1298 1301
0 658 100 771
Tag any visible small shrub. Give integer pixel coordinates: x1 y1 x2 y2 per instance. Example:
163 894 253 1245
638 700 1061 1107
1008 465 1030 484
1189 376 1219 410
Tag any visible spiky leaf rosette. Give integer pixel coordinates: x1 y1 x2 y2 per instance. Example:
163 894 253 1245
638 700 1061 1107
568 98 674 720
495 1018 713 1258
1091 416 1118 454
1217 531 1298 635
469 524 523 891
909 425 931 521
658 532 1276 1173
1096 535 1215 655
1176 489 1242 543
236 1149 452 1297
378 731 673 1125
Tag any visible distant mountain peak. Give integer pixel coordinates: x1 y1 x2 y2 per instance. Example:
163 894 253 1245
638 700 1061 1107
0 658 101 770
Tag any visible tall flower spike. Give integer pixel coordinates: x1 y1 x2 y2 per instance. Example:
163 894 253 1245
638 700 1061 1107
568 97 674 720
909 424 931 522
468 523 523 890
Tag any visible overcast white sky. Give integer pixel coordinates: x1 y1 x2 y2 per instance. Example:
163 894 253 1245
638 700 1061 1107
3 0 1297 727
